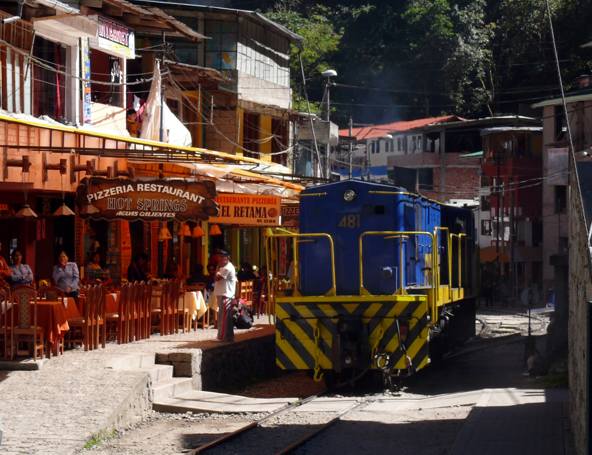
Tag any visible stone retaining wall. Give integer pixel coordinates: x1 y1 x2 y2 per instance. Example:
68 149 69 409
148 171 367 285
156 334 276 392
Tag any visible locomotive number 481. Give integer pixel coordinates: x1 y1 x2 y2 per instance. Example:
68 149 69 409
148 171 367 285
338 214 361 228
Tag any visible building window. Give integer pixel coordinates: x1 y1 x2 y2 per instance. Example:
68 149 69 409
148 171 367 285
243 112 260 158
554 185 567 213
205 20 238 70
33 36 66 120
481 220 492 236
481 196 491 211
90 49 123 107
417 168 433 190
532 219 542 246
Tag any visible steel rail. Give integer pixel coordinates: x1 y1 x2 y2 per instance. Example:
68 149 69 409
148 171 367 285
191 392 324 454
275 397 374 455
191 393 375 455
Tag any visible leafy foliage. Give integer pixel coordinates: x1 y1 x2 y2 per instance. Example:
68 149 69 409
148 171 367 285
258 0 592 123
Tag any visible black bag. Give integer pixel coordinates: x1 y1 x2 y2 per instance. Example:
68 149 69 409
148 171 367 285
234 301 253 329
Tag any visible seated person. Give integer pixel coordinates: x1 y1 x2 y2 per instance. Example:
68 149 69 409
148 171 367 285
187 263 207 286
237 262 256 281
9 250 33 287
52 251 80 298
86 251 111 284
127 253 150 282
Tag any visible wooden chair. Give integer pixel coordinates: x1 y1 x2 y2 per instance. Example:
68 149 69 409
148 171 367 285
118 284 132 344
150 282 164 335
176 281 192 333
68 285 103 351
236 280 254 310
139 282 153 340
94 285 106 349
11 286 44 360
0 286 12 359
161 280 175 335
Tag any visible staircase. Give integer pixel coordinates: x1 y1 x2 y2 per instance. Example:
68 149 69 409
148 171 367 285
108 353 295 414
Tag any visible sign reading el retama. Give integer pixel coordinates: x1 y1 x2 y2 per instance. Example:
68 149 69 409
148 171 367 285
209 193 281 226
76 178 219 221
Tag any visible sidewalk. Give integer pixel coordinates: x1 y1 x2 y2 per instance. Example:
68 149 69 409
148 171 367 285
0 320 271 455
450 388 570 455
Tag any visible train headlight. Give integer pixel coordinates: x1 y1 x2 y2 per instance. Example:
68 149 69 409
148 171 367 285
343 189 356 202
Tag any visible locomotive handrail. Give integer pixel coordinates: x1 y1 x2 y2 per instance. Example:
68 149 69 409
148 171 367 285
450 233 467 289
434 227 452 302
265 231 338 297
358 231 437 320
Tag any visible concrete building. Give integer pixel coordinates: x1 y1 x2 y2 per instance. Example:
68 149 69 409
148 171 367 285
532 78 592 455
386 116 540 203
132 1 302 166
479 126 543 295
532 89 592 293
337 116 461 181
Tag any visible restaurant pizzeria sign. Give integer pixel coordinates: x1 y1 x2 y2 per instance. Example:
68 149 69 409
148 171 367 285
76 178 218 221
209 193 280 226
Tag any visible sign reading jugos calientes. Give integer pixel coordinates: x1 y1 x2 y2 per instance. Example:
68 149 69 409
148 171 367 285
76 178 219 221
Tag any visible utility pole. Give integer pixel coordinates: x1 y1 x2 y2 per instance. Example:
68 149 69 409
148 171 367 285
321 69 337 180
348 115 353 179
510 175 516 302
159 32 166 143
325 79 331 179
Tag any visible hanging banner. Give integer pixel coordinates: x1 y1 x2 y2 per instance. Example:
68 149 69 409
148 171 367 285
89 16 135 59
80 37 92 124
76 178 218 221
209 193 280 226
281 204 299 228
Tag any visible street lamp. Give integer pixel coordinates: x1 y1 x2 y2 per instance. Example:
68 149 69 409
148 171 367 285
322 69 337 179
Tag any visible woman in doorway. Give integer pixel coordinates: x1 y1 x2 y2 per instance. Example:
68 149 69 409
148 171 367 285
52 251 80 298
9 250 33 287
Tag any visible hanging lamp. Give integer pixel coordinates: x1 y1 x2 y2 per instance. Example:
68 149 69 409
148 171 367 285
16 204 38 218
192 224 205 238
178 222 191 237
17 168 37 218
158 223 172 241
53 171 75 216
209 224 222 236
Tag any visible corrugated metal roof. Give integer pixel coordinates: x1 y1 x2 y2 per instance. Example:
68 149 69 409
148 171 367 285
131 0 303 43
532 92 592 108
339 115 463 141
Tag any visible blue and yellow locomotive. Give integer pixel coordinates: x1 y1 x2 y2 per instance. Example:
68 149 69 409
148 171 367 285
266 180 477 384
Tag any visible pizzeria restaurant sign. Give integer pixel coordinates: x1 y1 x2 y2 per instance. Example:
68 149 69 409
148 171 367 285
209 193 280 226
76 178 218 222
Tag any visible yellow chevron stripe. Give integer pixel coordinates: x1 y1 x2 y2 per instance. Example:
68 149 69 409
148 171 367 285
296 304 335 351
369 301 408 341
276 358 286 370
276 336 309 369
283 314 333 368
363 303 383 319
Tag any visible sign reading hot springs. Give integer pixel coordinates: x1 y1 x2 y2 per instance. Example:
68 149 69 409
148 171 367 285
76 178 218 221
209 193 281 226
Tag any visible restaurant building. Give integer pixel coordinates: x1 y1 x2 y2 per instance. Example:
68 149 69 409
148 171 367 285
0 0 303 286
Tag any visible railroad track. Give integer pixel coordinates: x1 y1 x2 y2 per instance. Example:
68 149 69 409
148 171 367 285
191 393 374 455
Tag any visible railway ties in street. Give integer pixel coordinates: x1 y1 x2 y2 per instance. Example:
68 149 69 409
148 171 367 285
191 393 375 455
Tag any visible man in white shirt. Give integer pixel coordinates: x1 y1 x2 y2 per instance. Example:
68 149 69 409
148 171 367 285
214 250 237 341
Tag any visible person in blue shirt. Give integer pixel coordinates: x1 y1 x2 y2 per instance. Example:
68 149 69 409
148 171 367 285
52 250 80 297
9 250 33 287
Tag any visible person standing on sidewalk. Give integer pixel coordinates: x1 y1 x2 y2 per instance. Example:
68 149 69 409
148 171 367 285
214 250 237 342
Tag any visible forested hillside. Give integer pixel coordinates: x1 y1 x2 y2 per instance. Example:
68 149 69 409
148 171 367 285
232 0 592 124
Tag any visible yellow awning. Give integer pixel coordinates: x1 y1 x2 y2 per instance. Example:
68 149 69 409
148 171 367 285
0 112 277 167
